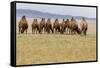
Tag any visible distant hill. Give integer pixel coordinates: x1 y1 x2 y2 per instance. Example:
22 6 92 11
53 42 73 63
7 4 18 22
16 9 96 20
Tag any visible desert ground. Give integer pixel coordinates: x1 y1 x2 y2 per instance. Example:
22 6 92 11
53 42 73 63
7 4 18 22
16 18 97 65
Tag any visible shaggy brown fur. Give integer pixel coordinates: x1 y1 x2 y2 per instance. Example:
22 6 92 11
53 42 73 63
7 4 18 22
31 19 39 34
64 19 70 34
45 19 54 34
53 19 61 33
80 17 88 35
60 19 66 34
68 17 81 34
18 16 28 34
70 17 78 34
39 18 46 34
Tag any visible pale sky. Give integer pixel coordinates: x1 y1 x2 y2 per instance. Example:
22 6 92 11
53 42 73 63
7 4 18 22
16 3 96 18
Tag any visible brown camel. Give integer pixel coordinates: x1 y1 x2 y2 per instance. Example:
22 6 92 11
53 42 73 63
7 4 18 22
39 18 46 34
68 17 81 34
45 18 54 34
18 16 28 34
80 17 88 35
53 19 60 33
64 19 70 34
31 19 39 34
60 19 66 34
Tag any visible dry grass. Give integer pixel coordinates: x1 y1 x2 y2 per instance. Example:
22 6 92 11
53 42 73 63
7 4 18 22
16 18 97 65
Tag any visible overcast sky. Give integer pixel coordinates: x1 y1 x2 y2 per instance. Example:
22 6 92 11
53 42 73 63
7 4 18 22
16 3 96 18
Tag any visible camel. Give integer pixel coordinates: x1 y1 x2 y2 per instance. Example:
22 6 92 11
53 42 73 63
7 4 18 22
80 17 88 35
18 16 28 34
45 18 54 34
67 17 81 34
64 19 70 34
69 17 81 34
60 19 66 34
39 18 46 34
53 19 61 33
31 19 39 34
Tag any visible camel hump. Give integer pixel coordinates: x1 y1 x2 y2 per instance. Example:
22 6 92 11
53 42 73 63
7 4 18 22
55 18 58 21
21 16 27 21
22 16 26 19
35 18 37 21
67 19 69 21
48 18 50 21
71 17 77 22
20 16 27 24
47 18 51 23
66 19 69 22
62 19 65 21
71 17 74 21
81 17 88 25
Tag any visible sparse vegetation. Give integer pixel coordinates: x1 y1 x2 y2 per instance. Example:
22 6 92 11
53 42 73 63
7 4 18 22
16 19 96 65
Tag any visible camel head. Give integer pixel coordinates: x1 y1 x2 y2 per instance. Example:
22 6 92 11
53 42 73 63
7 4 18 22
76 28 82 34
21 29 24 33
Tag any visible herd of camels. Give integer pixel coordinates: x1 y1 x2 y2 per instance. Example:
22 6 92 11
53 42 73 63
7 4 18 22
18 16 88 35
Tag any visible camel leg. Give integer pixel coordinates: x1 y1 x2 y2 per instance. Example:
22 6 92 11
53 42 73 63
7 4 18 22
54 27 57 34
84 29 87 35
43 28 44 33
26 29 27 34
36 28 37 34
33 28 35 34
39 29 41 34
51 28 54 34
19 27 20 34
67 28 69 34
40 27 43 34
40 28 42 34
35 28 37 34
44 27 46 33
48 29 50 34
53 28 55 33
37 26 39 34
70 29 73 35
32 28 33 34
33 29 35 34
